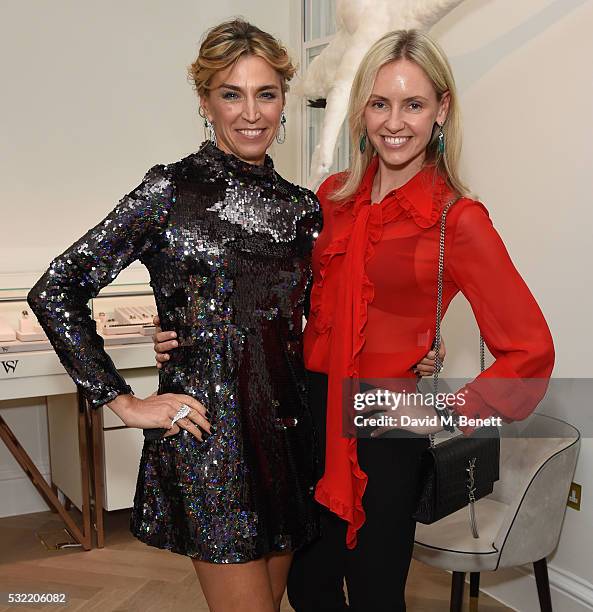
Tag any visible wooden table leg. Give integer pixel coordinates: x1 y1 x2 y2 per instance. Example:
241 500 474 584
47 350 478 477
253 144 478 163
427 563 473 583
0 411 91 550
77 392 93 550
50 482 59 512
90 404 105 548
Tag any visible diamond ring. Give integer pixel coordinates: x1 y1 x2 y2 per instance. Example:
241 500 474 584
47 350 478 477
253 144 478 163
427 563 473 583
171 403 191 427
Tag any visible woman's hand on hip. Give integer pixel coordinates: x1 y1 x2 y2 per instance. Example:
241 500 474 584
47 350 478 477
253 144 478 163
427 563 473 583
413 337 446 377
152 315 178 369
108 393 210 441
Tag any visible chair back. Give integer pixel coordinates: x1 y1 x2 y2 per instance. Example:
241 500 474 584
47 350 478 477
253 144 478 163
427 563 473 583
491 413 580 567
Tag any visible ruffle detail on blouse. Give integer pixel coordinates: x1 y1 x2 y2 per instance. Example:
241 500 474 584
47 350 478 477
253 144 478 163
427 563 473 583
394 169 452 229
309 235 349 333
348 202 384 377
331 157 454 230
314 437 368 549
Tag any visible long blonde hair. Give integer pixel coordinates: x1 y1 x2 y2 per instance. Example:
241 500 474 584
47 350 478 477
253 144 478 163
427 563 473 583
331 29 470 202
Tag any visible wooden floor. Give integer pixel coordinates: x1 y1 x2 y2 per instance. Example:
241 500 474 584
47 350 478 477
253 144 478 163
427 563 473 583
0 509 512 611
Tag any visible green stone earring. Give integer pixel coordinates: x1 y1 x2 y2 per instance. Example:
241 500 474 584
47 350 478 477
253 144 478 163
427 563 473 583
359 130 367 153
438 124 445 154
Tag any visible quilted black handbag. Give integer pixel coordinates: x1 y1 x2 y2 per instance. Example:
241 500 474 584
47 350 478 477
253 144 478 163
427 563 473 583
411 198 500 538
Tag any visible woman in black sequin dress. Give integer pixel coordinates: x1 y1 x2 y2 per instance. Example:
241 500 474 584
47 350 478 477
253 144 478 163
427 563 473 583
27 19 320 612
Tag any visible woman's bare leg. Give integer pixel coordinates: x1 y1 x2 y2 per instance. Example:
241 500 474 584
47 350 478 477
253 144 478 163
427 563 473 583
192 557 276 612
266 552 293 610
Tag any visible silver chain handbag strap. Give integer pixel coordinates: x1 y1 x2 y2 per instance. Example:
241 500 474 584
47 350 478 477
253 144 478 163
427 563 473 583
430 197 485 447
429 197 486 539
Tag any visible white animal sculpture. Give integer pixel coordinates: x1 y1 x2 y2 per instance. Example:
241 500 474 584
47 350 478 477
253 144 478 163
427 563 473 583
298 0 465 188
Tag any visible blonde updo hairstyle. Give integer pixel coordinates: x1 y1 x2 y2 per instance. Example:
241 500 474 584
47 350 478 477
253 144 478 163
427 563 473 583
189 18 296 100
331 29 470 202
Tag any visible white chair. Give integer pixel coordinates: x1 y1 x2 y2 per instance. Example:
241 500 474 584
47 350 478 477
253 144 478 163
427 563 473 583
413 413 580 611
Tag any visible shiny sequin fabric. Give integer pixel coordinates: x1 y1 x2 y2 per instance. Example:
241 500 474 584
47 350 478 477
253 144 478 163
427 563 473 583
28 142 322 562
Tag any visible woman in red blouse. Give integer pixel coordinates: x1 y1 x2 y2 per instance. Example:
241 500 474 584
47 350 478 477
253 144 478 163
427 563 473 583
154 28 554 612
286 29 554 612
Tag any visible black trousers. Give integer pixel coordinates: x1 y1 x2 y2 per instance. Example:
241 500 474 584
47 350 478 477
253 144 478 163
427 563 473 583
287 371 430 612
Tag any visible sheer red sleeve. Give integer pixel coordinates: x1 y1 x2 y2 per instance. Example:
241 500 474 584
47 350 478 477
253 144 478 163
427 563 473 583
446 201 555 434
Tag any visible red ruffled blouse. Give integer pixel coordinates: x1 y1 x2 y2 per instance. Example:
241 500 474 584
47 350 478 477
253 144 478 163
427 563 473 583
303 156 555 549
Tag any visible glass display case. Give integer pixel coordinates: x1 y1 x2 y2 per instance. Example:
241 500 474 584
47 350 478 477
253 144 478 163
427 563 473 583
0 282 157 355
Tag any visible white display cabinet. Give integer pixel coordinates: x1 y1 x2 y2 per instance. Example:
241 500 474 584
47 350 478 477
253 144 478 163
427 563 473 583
0 282 159 548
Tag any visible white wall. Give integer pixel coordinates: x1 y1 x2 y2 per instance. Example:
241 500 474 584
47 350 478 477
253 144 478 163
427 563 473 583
431 1 593 610
0 0 300 514
0 0 300 281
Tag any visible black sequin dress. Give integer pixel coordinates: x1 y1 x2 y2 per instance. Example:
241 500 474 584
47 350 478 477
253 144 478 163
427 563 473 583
28 142 322 562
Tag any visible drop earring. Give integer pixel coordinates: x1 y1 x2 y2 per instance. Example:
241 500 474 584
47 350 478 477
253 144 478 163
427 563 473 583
437 123 445 154
199 106 217 147
276 111 287 144
359 128 367 153
205 117 217 147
